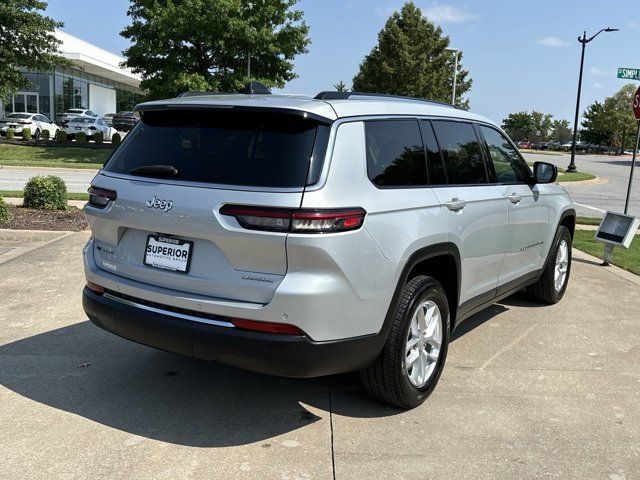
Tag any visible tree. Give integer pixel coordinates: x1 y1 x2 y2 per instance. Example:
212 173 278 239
530 111 553 142
0 0 69 101
121 0 310 99
550 119 571 144
352 2 471 107
581 84 637 152
333 81 349 92
501 112 534 142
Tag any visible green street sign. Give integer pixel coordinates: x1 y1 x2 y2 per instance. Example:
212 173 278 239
618 68 640 80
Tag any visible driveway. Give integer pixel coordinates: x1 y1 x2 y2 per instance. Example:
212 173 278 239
1 232 639 479
523 152 640 218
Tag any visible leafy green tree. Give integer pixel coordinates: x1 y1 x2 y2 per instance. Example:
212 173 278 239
530 111 553 142
352 2 471 107
0 0 69 101
121 0 310 99
502 112 534 142
581 84 637 152
550 119 571 144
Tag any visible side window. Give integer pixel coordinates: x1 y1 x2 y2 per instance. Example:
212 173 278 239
365 119 428 187
420 120 446 185
431 121 487 184
479 125 530 183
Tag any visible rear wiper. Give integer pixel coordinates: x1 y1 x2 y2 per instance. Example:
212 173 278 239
130 165 179 178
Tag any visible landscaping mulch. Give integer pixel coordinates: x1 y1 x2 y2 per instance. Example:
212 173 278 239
0 205 88 231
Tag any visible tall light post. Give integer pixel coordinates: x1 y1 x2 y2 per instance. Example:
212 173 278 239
566 27 619 173
446 48 460 105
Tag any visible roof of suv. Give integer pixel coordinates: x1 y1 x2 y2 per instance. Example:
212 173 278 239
135 93 493 125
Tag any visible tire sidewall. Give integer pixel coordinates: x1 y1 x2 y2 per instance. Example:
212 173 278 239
397 279 450 407
549 226 572 301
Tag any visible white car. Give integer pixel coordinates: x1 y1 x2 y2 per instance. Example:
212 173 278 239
0 112 60 139
64 116 115 141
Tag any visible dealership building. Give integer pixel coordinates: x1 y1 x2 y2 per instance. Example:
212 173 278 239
1 30 145 121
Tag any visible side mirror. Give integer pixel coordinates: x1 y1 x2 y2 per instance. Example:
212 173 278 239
533 161 557 184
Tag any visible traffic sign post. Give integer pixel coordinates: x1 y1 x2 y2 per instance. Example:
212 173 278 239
624 85 640 214
618 67 640 81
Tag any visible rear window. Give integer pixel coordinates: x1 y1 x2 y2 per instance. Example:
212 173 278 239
69 118 93 124
7 113 30 119
104 109 326 189
67 109 84 114
431 121 487 184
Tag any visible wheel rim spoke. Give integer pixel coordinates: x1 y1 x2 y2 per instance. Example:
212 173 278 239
404 299 443 388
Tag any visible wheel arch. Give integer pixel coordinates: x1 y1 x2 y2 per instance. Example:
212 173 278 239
559 208 576 239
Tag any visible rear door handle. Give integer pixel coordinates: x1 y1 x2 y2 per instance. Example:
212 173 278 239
506 193 522 204
445 198 467 212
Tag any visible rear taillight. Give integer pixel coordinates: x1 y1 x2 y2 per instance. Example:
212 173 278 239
88 186 117 208
86 281 104 295
19 120 32 125
220 205 366 233
231 318 305 335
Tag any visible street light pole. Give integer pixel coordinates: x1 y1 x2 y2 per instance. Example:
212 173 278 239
446 48 460 105
567 27 619 173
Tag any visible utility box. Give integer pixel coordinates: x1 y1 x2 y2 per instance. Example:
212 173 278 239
595 211 639 248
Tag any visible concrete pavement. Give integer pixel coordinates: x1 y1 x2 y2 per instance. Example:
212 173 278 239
1 232 639 479
523 152 640 218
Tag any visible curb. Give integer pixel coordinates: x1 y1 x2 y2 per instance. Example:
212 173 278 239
558 175 607 186
573 248 640 286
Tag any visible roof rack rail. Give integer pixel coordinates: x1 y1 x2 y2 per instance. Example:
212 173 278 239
178 82 272 98
313 91 460 109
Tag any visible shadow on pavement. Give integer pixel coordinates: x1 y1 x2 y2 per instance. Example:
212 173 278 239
0 295 522 446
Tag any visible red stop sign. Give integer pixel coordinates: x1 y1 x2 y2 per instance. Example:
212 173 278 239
634 86 640 120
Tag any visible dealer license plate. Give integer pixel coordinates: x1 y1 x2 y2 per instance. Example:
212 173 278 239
144 235 193 273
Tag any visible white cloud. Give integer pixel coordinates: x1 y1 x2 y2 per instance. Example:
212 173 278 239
630 21 640 28
535 36 570 47
590 66 614 77
422 5 480 23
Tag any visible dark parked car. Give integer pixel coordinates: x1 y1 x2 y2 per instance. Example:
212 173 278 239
112 111 139 132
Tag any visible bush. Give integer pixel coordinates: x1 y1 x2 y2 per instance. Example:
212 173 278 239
0 196 9 224
5 129 14 140
111 132 121 146
55 129 67 142
23 175 68 211
22 128 32 140
42 129 50 140
93 131 104 144
76 132 87 144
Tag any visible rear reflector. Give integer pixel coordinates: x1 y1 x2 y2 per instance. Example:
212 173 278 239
86 281 105 295
231 318 305 335
220 205 366 233
88 186 117 208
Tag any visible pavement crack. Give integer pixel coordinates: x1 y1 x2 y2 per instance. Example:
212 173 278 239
479 323 537 370
328 377 337 480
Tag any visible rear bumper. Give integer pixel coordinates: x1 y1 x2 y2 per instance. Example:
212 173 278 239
82 288 384 378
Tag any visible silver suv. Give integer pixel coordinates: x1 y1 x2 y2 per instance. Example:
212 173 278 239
82 87 575 408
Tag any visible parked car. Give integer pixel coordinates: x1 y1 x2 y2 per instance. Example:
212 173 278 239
624 149 637 155
517 140 532 149
112 111 139 131
102 113 116 127
82 86 575 408
0 112 60 139
57 109 98 127
64 116 114 140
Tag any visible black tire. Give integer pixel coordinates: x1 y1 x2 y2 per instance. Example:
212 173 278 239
526 225 572 304
360 275 450 409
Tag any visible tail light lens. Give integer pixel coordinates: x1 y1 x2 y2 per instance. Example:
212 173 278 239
231 318 305 335
19 120 32 125
86 281 104 295
220 205 366 233
88 186 117 208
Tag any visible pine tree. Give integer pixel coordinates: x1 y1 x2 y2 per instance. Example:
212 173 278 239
352 2 471 106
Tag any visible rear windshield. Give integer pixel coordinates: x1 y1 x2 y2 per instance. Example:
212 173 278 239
69 118 93 124
67 109 85 114
104 109 326 188
6 113 30 119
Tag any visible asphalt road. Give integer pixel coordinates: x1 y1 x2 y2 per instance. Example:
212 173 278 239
1 231 639 479
0 165 97 193
523 152 640 218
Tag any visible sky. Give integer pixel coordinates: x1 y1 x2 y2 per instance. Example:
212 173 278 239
44 0 639 124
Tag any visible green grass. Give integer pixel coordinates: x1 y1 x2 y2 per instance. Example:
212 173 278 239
0 190 88 201
576 216 602 226
556 170 596 182
0 144 108 169
520 149 564 156
573 230 640 275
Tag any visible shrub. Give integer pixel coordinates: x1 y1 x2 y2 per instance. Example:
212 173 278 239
111 132 121 146
55 129 67 142
5 129 14 140
93 131 104 144
22 128 32 140
76 132 87 144
0 196 9 224
42 129 50 140
23 175 68 211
